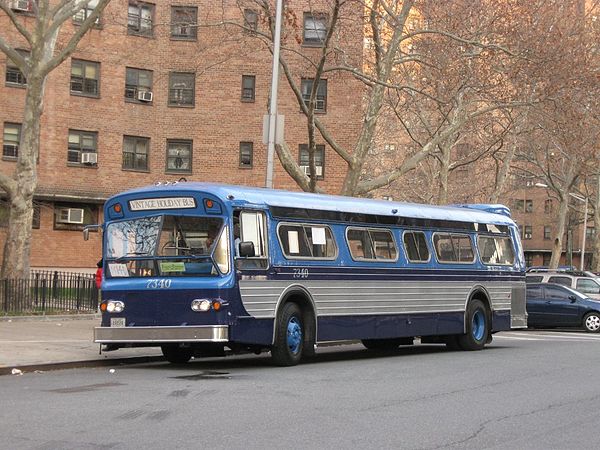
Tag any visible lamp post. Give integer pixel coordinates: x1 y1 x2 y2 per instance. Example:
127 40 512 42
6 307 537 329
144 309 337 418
535 183 588 270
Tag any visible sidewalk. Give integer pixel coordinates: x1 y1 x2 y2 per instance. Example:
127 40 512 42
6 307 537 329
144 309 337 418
0 315 162 374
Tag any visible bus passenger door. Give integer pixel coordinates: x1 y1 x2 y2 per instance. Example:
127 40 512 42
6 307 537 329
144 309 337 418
235 210 269 271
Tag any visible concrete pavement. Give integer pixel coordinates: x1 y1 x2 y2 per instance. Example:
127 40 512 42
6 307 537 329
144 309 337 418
0 315 162 375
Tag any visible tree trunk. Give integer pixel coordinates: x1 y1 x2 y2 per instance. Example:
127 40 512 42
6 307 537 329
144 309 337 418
1 74 44 278
550 196 569 269
437 144 450 205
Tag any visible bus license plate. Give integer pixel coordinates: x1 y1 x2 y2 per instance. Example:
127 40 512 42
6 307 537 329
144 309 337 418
110 318 126 327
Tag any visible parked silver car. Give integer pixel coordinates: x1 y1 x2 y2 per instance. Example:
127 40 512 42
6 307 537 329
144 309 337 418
525 271 600 299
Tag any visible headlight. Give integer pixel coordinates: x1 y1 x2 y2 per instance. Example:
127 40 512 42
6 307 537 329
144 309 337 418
191 299 212 312
105 301 125 313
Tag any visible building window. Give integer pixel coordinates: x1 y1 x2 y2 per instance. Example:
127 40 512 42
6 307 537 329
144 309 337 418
544 225 551 240
5 50 28 87
586 227 596 240
239 142 253 168
244 9 258 32
299 144 324 179
128 1 154 36
523 225 532 240
73 0 100 25
123 136 149 171
53 203 97 231
240 75 256 102
525 253 534 267
68 130 97 166
514 199 524 212
171 6 197 40
383 143 396 152
525 199 533 213
70 59 99 97
125 67 153 103
168 72 195 107
301 78 327 112
544 199 553 214
303 13 327 46
166 140 192 173
3 123 21 160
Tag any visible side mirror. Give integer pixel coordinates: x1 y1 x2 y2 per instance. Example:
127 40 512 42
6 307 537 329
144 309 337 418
83 224 100 241
239 241 256 258
569 295 577 303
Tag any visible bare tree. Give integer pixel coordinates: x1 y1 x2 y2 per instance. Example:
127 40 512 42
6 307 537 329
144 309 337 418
0 0 111 278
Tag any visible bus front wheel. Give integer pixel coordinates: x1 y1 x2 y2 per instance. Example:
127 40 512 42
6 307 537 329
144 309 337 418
161 344 193 364
456 299 489 351
271 302 304 366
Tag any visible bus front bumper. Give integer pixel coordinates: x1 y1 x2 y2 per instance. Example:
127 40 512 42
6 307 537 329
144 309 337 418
94 325 229 343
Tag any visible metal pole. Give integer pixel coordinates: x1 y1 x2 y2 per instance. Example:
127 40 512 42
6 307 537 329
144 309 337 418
265 0 283 189
581 196 588 271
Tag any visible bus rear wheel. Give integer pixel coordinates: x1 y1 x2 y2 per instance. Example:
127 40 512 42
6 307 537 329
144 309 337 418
271 302 304 366
456 299 489 351
161 344 193 364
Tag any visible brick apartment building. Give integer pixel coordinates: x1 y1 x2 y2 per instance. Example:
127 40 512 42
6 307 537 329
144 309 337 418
0 0 364 272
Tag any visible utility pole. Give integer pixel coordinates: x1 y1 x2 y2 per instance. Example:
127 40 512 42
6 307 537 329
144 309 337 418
265 0 283 189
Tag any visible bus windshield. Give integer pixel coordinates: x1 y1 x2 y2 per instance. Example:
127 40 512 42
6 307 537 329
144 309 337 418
105 215 227 278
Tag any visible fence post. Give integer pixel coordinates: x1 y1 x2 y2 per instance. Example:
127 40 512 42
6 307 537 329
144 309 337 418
3 279 8 313
41 278 47 312
34 272 39 306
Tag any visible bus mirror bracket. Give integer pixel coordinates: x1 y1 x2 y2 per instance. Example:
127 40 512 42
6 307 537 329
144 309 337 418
239 241 256 258
83 224 100 241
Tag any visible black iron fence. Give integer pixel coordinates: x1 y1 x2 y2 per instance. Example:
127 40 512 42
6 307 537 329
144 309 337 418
1 270 99 315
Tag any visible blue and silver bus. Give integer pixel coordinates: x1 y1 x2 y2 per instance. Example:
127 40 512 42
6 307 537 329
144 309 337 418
93 182 527 366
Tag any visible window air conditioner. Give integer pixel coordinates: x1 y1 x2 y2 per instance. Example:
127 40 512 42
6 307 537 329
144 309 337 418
11 0 30 12
81 152 98 165
524 233 532 239
137 90 153 102
62 208 84 224
301 165 323 177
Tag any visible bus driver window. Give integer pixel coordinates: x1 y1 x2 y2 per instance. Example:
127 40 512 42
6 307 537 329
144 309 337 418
235 211 268 269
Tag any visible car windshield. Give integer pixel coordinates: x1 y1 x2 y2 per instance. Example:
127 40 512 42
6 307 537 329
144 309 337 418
105 216 227 278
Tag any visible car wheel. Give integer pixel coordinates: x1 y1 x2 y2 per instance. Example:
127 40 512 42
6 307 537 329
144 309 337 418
271 302 304 366
583 312 600 333
161 344 193 364
457 299 489 351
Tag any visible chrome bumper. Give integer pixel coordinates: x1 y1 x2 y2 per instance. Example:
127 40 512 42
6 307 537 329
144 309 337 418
94 325 228 343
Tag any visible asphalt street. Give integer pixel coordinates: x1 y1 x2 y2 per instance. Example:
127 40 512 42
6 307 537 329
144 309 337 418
2 330 600 449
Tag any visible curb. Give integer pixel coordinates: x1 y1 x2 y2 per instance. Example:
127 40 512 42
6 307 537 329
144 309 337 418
0 313 101 322
0 355 165 376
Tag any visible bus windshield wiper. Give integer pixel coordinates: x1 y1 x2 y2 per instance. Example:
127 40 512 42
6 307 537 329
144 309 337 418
113 252 150 262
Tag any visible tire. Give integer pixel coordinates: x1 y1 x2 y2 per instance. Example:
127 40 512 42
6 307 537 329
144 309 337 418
271 302 304 366
583 312 600 333
361 338 411 350
456 299 489 351
161 344 193 364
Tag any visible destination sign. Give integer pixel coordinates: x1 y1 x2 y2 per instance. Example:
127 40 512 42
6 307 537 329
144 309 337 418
129 197 196 211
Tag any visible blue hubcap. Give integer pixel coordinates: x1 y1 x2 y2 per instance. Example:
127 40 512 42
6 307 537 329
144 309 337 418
287 317 302 354
472 310 485 341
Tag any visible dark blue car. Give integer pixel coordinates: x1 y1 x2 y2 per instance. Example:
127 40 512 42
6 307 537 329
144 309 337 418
526 283 600 332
